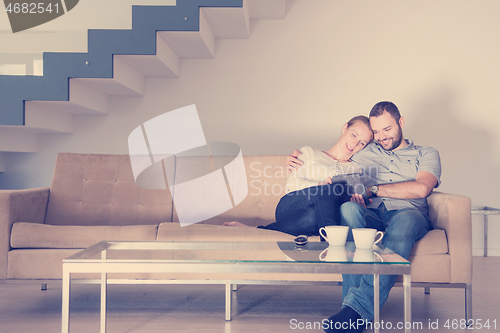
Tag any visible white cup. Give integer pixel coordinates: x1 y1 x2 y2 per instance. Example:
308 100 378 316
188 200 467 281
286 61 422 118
319 225 349 246
320 245 347 262
352 228 384 249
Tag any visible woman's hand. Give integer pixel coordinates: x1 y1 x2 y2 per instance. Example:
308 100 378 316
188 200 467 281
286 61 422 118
286 149 303 173
318 177 333 186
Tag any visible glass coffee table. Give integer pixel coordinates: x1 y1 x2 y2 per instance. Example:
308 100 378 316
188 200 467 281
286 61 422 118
62 241 411 333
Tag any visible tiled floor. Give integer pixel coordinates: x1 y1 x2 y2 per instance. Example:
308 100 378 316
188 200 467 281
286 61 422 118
0 257 499 333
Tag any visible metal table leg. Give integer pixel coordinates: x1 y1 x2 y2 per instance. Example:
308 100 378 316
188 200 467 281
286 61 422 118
100 271 107 333
225 283 232 321
471 206 500 257
484 214 488 257
404 273 412 333
374 274 379 333
100 250 107 333
62 266 71 333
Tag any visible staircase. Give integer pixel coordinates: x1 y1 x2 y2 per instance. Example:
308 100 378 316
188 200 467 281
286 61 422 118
0 0 287 169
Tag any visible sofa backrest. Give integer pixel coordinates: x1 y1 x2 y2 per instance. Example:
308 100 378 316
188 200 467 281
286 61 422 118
45 153 289 227
45 153 173 226
44 153 290 227
171 155 288 227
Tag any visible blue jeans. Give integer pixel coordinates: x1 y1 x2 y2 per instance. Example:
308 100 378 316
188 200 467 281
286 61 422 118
258 183 352 236
340 201 432 322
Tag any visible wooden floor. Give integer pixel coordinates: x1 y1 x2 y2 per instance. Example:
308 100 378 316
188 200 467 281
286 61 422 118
0 257 498 333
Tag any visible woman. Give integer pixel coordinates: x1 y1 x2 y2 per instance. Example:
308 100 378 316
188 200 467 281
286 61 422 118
224 116 373 237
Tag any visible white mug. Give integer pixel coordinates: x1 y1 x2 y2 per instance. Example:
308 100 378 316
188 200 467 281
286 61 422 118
320 245 347 262
319 225 349 246
352 228 384 249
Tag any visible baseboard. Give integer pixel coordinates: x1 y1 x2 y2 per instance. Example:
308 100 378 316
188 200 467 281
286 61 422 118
473 248 500 257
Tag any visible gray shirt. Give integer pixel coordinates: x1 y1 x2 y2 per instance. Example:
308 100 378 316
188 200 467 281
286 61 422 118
352 139 441 217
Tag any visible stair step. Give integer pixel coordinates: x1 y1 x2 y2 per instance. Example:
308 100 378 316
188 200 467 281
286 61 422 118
201 4 250 39
24 103 74 133
0 127 39 153
247 0 286 19
69 80 110 114
71 57 145 96
158 11 215 59
117 33 180 78
24 79 110 119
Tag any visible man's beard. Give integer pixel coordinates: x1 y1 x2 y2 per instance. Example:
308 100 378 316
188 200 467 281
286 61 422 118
379 125 403 151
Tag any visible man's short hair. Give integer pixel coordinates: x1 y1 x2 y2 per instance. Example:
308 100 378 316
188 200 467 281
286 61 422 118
369 101 401 123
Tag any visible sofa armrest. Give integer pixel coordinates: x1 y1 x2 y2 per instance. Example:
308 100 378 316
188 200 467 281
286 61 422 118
427 191 472 284
0 187 50 279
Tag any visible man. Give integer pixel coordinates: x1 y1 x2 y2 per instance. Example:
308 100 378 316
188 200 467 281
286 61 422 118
287 101 441 333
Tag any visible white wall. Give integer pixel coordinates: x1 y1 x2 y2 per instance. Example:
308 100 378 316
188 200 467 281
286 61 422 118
1 0 499 255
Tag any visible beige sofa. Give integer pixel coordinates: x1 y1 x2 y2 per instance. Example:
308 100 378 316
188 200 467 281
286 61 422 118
0 153 472 318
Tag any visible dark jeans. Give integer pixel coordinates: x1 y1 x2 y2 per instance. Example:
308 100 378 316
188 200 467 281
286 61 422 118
258 182 352 236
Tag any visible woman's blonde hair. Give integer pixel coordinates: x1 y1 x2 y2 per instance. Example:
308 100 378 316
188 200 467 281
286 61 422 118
346 115 373 143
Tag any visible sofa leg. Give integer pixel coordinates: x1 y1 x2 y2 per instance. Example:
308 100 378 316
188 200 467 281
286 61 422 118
465 283 473 321
424 287 430 294
41 283 47 291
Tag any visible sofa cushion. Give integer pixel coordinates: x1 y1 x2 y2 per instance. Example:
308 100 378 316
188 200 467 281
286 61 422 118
7 249 82 279
157 223 447 256
10 222 158 249
45 153 173 226
157 222 295 242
